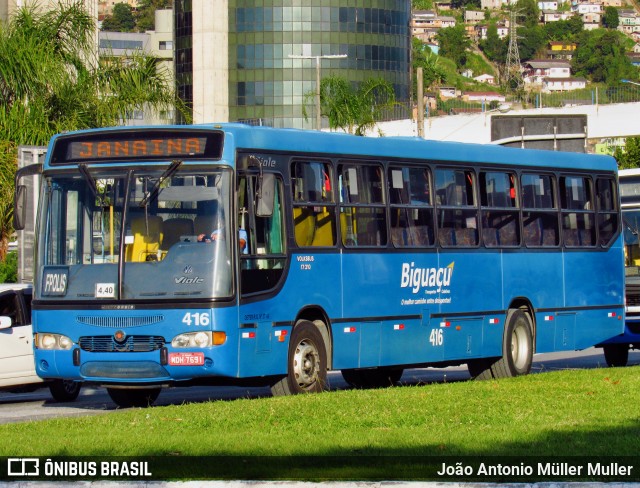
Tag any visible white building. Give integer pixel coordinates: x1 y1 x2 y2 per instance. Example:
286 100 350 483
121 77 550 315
523 60 572 85
463 91 505 102
542 77 587 92
481 0 503 9
465 10 485 22
474 73 497 84
538 1 559 10
474 23 509 39
99 9 174 125
571 3 603 14
542 10 574 22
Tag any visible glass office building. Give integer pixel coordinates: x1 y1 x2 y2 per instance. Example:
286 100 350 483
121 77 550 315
175 0 411 129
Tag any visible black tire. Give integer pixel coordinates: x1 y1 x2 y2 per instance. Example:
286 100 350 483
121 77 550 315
271 321 327 396
491 309 534 378
48 380 81 402
469 309 533 379
107 387 161 408
603 344 629 367
341 367 403 388
467 358 495 380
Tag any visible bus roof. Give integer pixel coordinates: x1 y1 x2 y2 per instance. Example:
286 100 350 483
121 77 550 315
45 123 618 173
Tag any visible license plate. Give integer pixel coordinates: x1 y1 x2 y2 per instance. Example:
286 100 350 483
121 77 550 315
168 352 205 366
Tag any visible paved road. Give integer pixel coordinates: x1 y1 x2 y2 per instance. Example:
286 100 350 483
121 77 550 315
0 347 637 425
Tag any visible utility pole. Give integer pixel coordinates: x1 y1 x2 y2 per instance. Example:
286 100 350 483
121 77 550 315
288 54 347 130
505 8 524 94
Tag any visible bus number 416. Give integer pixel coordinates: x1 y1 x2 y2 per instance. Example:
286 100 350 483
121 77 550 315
182 312 210 326
429 328 443 347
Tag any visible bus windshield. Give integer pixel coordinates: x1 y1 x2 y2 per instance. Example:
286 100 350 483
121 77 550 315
37 167 233 301
624 210 640 245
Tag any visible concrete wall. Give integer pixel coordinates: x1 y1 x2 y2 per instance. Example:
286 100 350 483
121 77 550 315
371 102 640 145
192 0 228 124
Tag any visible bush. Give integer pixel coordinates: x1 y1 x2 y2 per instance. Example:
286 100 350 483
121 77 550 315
0 252 17 283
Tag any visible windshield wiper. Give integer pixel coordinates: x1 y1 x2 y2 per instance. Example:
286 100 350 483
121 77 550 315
138 159 183 208
79 164 98 199
624 217 639 236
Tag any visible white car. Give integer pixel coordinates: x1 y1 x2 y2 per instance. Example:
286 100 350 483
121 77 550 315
0 283 81 402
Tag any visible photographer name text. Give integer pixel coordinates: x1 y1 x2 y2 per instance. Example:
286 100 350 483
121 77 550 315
438 462 633 477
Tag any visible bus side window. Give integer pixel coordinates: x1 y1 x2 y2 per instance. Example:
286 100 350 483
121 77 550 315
291 161 336 247
338 163 387 247
522 173 559 248
480 171 520 248
239 173 287 295
596 177 619 247
560 175 595 247
435 168 478 247
388 166 435 248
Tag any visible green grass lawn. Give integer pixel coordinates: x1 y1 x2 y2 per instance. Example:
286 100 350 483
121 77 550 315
1 367 639 458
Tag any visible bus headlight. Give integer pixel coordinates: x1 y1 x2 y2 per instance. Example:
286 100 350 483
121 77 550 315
35 333 73 350
171 331 226 348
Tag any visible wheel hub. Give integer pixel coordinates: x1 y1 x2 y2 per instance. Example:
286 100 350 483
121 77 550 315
293 340 320 388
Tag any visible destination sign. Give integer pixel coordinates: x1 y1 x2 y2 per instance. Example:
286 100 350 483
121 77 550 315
50 129 224 164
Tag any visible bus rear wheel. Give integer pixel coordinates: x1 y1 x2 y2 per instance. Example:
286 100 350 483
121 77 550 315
603 344 629 367
271 321 327 396
107 387 161 408
341 367 403 389
469 309 533 379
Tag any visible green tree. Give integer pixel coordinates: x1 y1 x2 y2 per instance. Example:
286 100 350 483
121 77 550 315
422 52 448 90
572 29 636 84
412 38 447 98
479 22 506 63
614 137 640 169
0 2 189 258
412 0 434 10
304 75 396 136
135 0 173 32
544 16 583 40
437 25 471 69
101 3 136 32
515 0 540 28
602 6 619 29
450 0 481 9
517 25 546 61
0 250 17 283
0 142 16 262
566 14 584 35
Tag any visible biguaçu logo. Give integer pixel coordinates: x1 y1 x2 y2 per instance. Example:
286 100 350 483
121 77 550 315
400 262 454 294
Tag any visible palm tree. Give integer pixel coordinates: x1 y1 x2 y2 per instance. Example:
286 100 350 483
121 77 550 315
304 75 396 136
0 142 16 262
0 1 189 261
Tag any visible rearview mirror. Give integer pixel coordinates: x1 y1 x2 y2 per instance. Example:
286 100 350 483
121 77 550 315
256 172 275 217
14 185 27 231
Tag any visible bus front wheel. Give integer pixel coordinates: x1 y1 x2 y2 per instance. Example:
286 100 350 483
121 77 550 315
107 387 161 408
48 380 81 402
271 321 328 396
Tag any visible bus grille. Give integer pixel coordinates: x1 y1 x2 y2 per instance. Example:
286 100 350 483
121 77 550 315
78 335 165 352
76 315 164 328
626 283 640 307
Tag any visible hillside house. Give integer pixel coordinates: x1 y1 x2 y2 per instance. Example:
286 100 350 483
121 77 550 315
542 77 587 92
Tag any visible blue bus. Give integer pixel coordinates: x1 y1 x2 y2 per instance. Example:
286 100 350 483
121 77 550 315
599 168 640 366
14 124 624 407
